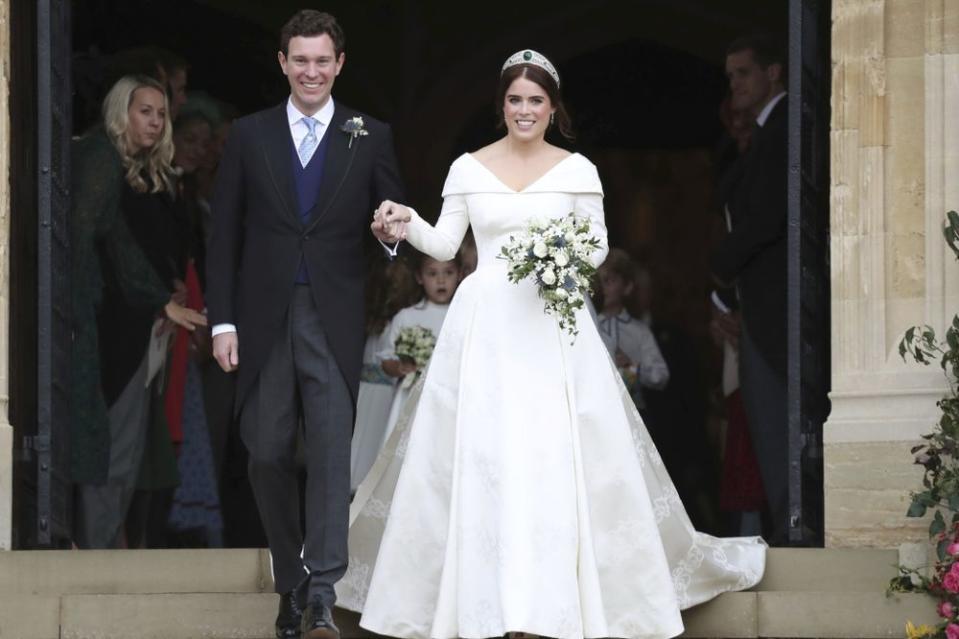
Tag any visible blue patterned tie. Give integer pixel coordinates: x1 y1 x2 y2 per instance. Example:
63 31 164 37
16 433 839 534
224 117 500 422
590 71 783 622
298 117 318 166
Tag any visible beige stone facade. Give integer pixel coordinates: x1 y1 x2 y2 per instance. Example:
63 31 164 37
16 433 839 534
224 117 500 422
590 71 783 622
826 0 959 547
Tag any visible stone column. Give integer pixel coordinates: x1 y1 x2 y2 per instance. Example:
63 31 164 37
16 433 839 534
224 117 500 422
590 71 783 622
826 0 959 547
0 0 12 551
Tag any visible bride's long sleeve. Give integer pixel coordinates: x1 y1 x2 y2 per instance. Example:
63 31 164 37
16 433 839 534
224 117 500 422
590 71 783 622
405 193 470 262
575 192 610 268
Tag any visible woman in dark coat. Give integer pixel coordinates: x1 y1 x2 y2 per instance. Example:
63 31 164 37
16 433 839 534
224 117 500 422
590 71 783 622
70 74 206 548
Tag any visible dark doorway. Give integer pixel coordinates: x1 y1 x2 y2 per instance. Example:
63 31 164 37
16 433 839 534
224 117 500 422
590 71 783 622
11 0 830 547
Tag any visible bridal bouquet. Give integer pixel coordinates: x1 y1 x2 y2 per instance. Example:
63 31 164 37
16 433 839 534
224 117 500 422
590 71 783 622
499 212 602 339
394 325 437 389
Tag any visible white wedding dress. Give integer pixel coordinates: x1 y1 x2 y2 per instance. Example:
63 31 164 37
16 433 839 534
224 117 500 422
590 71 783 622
335 152 766 639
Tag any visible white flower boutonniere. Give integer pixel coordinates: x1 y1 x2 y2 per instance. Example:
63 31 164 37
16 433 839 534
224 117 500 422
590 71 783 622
341 116 369 148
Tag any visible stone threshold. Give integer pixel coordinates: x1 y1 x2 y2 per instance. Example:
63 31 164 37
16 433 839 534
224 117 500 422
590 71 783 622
0 548 938 639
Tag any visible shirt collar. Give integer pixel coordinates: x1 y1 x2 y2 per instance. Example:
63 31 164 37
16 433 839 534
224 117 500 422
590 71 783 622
287 96 335 128
597 309 631 331
599 309 631 321
756 91 786 127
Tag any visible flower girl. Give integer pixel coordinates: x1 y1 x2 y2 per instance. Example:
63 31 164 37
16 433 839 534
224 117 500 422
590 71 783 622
350 258 421 491
378 253 460 447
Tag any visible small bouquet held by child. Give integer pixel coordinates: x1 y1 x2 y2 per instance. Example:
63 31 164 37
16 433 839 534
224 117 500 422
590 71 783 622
394 325 437 389
499 212 602 339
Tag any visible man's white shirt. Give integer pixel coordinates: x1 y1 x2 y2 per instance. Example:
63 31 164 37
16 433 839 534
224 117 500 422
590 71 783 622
756 91 786 128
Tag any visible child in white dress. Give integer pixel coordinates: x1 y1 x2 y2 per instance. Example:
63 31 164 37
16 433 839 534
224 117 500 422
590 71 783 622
350 259 421 492
378 253 460 448
595 248 669 409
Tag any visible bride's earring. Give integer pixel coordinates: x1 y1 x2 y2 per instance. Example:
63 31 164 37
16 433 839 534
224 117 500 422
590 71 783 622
549 112 555 127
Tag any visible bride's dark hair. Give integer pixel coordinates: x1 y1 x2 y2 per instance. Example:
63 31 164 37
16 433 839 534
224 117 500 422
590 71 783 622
495 63 575 141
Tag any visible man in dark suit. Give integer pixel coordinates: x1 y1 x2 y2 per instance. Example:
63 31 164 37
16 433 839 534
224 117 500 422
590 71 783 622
711 34 788 545
206 10 405 639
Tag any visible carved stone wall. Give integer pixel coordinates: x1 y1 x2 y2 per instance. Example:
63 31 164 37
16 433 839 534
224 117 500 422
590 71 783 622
826 0 959 547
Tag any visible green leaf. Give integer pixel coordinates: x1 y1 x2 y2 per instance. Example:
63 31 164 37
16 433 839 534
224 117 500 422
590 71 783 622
939 537 951 561
931 509 947 536
948 329 959 351
907 499 928 518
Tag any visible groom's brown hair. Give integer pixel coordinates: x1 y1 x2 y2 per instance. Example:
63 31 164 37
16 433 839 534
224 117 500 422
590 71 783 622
280 10 346 57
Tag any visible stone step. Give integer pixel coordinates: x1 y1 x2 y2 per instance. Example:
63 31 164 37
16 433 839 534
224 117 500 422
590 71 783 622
0 548 271 595
0 591 936 639
683 591 937 638
756 547 900 591
0 547 903 596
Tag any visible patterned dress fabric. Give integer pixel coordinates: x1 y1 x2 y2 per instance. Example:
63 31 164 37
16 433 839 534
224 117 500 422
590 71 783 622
336 153 766 639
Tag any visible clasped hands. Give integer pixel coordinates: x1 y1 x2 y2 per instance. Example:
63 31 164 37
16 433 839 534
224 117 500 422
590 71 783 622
371 199 412 244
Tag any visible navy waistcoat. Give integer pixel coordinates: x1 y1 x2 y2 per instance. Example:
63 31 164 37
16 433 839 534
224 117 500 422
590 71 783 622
291 125 332 283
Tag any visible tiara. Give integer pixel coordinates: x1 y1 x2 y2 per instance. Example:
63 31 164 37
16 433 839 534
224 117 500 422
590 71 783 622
501 49 560 87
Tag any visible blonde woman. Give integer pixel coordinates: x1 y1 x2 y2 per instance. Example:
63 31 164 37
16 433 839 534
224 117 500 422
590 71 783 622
71 74 206 549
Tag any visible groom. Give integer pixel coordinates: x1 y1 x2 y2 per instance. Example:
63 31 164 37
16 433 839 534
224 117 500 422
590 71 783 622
206 10 406 639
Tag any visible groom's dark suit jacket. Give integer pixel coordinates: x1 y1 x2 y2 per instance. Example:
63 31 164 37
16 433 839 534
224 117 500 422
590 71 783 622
711 97 788 379
206 100 405 411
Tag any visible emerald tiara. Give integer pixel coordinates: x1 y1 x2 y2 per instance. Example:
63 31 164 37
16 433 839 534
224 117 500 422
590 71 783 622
501 49 560 88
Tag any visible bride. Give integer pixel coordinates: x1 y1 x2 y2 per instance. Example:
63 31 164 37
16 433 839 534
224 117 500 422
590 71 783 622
339 49 766 639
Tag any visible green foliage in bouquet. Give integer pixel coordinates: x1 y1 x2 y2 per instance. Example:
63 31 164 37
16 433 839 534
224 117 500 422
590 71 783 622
395 325 437 368
499 212 602 339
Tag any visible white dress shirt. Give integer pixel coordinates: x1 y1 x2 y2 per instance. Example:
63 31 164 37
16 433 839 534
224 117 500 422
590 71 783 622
596 310 670 391
756 91 786 127
211 98 336 338
289 96 335 167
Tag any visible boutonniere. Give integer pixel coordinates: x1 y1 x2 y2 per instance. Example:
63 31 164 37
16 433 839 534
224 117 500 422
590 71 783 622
341 116 369 148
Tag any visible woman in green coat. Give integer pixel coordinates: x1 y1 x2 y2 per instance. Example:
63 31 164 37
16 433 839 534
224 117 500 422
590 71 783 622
71 74 206 548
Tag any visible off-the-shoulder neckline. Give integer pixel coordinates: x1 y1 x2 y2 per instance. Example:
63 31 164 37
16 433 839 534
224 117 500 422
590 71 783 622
463 152 582 194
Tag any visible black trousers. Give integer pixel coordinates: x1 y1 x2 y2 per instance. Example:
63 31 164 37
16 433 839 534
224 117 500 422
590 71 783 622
241 285 353 605
739 320 789 545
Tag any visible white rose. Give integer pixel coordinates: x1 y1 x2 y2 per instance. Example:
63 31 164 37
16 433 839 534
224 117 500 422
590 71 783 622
533 242 549 258
554 288 568 299
542 269 557 285
565 231 576 242
554 251 569 267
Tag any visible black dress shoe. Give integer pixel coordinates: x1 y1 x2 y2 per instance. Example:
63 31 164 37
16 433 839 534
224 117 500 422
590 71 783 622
275 590 303 639
301 599 340 639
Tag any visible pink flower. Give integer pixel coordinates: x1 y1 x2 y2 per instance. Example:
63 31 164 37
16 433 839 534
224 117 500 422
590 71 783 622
942 572 959 593
939 601 955 619
946 623 959 639
949 543 959 556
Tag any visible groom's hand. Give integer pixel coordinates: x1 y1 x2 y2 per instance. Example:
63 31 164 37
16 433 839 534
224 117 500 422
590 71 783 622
372 200 410 242
213 332 239 373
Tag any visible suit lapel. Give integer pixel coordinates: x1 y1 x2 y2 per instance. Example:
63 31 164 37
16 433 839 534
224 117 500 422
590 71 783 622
258 103 300 226
305 105 360 233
